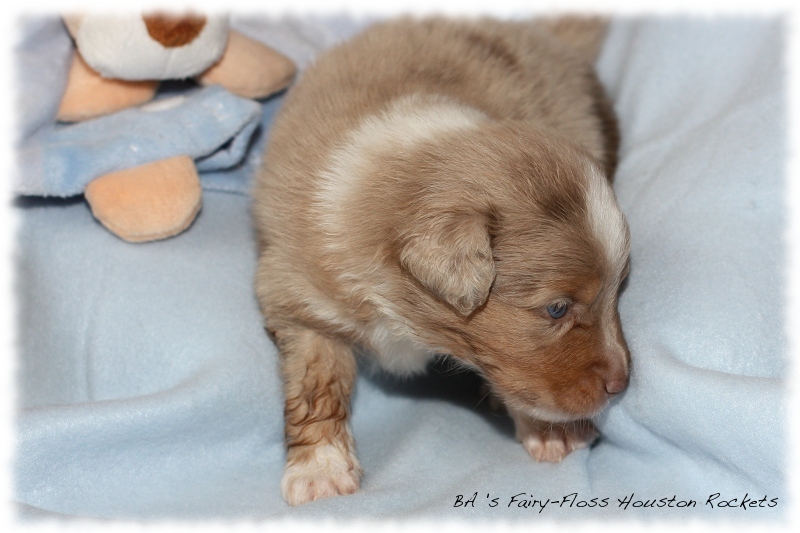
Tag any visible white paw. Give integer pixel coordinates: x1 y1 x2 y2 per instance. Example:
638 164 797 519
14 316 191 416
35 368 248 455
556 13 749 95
281 444 362 506
517 419 598 463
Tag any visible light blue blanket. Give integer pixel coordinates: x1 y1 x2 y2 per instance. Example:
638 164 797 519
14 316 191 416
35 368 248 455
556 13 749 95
13 15 786 522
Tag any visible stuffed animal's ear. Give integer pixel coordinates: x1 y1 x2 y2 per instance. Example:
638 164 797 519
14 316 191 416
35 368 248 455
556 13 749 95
399 214 495 315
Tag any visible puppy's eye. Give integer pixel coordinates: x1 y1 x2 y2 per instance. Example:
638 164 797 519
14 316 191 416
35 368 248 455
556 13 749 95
546 302 568 319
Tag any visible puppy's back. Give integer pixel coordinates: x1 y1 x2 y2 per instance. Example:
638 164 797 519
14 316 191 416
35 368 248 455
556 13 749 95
531 16 610 63
253 18 618 290
255 18 616 235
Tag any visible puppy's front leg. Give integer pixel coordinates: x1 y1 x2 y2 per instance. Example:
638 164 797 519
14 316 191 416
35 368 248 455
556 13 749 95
509 407 598 463
277 327 362 506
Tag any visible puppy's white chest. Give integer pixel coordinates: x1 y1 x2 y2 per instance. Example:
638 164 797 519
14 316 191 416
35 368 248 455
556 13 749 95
363 319 433 376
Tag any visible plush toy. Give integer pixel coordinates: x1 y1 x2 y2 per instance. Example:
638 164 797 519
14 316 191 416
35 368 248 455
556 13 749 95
57 13 296 242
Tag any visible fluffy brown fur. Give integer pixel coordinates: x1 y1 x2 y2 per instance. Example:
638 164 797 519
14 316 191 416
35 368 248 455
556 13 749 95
253 16 630 506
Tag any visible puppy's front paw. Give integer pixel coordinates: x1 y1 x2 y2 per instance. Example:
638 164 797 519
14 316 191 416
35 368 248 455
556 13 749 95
281 444 362 506
516 419 598 463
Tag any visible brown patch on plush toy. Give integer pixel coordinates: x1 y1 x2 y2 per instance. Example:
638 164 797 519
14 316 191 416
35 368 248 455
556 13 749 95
85 156 202 243
143 13 208 48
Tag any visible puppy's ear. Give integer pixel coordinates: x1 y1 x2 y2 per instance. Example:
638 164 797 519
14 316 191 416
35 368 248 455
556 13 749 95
399 214 495 315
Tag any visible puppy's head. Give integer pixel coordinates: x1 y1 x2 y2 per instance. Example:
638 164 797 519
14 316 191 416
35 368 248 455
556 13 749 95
394 124 630 422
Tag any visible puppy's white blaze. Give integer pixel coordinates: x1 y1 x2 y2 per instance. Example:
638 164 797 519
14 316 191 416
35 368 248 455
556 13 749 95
315 94 487 237
584 164 629 277
584 164 630 375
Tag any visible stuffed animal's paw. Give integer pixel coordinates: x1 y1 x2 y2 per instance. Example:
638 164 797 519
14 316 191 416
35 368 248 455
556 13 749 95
57 52 158 122
198 30 296 99
84 156 202 243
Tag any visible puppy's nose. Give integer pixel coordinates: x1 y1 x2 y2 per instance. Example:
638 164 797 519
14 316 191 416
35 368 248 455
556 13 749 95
598 358 629 396
605 377 627 395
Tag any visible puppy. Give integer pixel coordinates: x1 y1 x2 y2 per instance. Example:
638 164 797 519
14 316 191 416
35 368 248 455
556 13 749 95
253 16 630 506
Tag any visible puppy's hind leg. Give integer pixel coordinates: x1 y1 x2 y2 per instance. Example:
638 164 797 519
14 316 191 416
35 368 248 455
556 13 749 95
509 407 598 463
276 326 362 506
